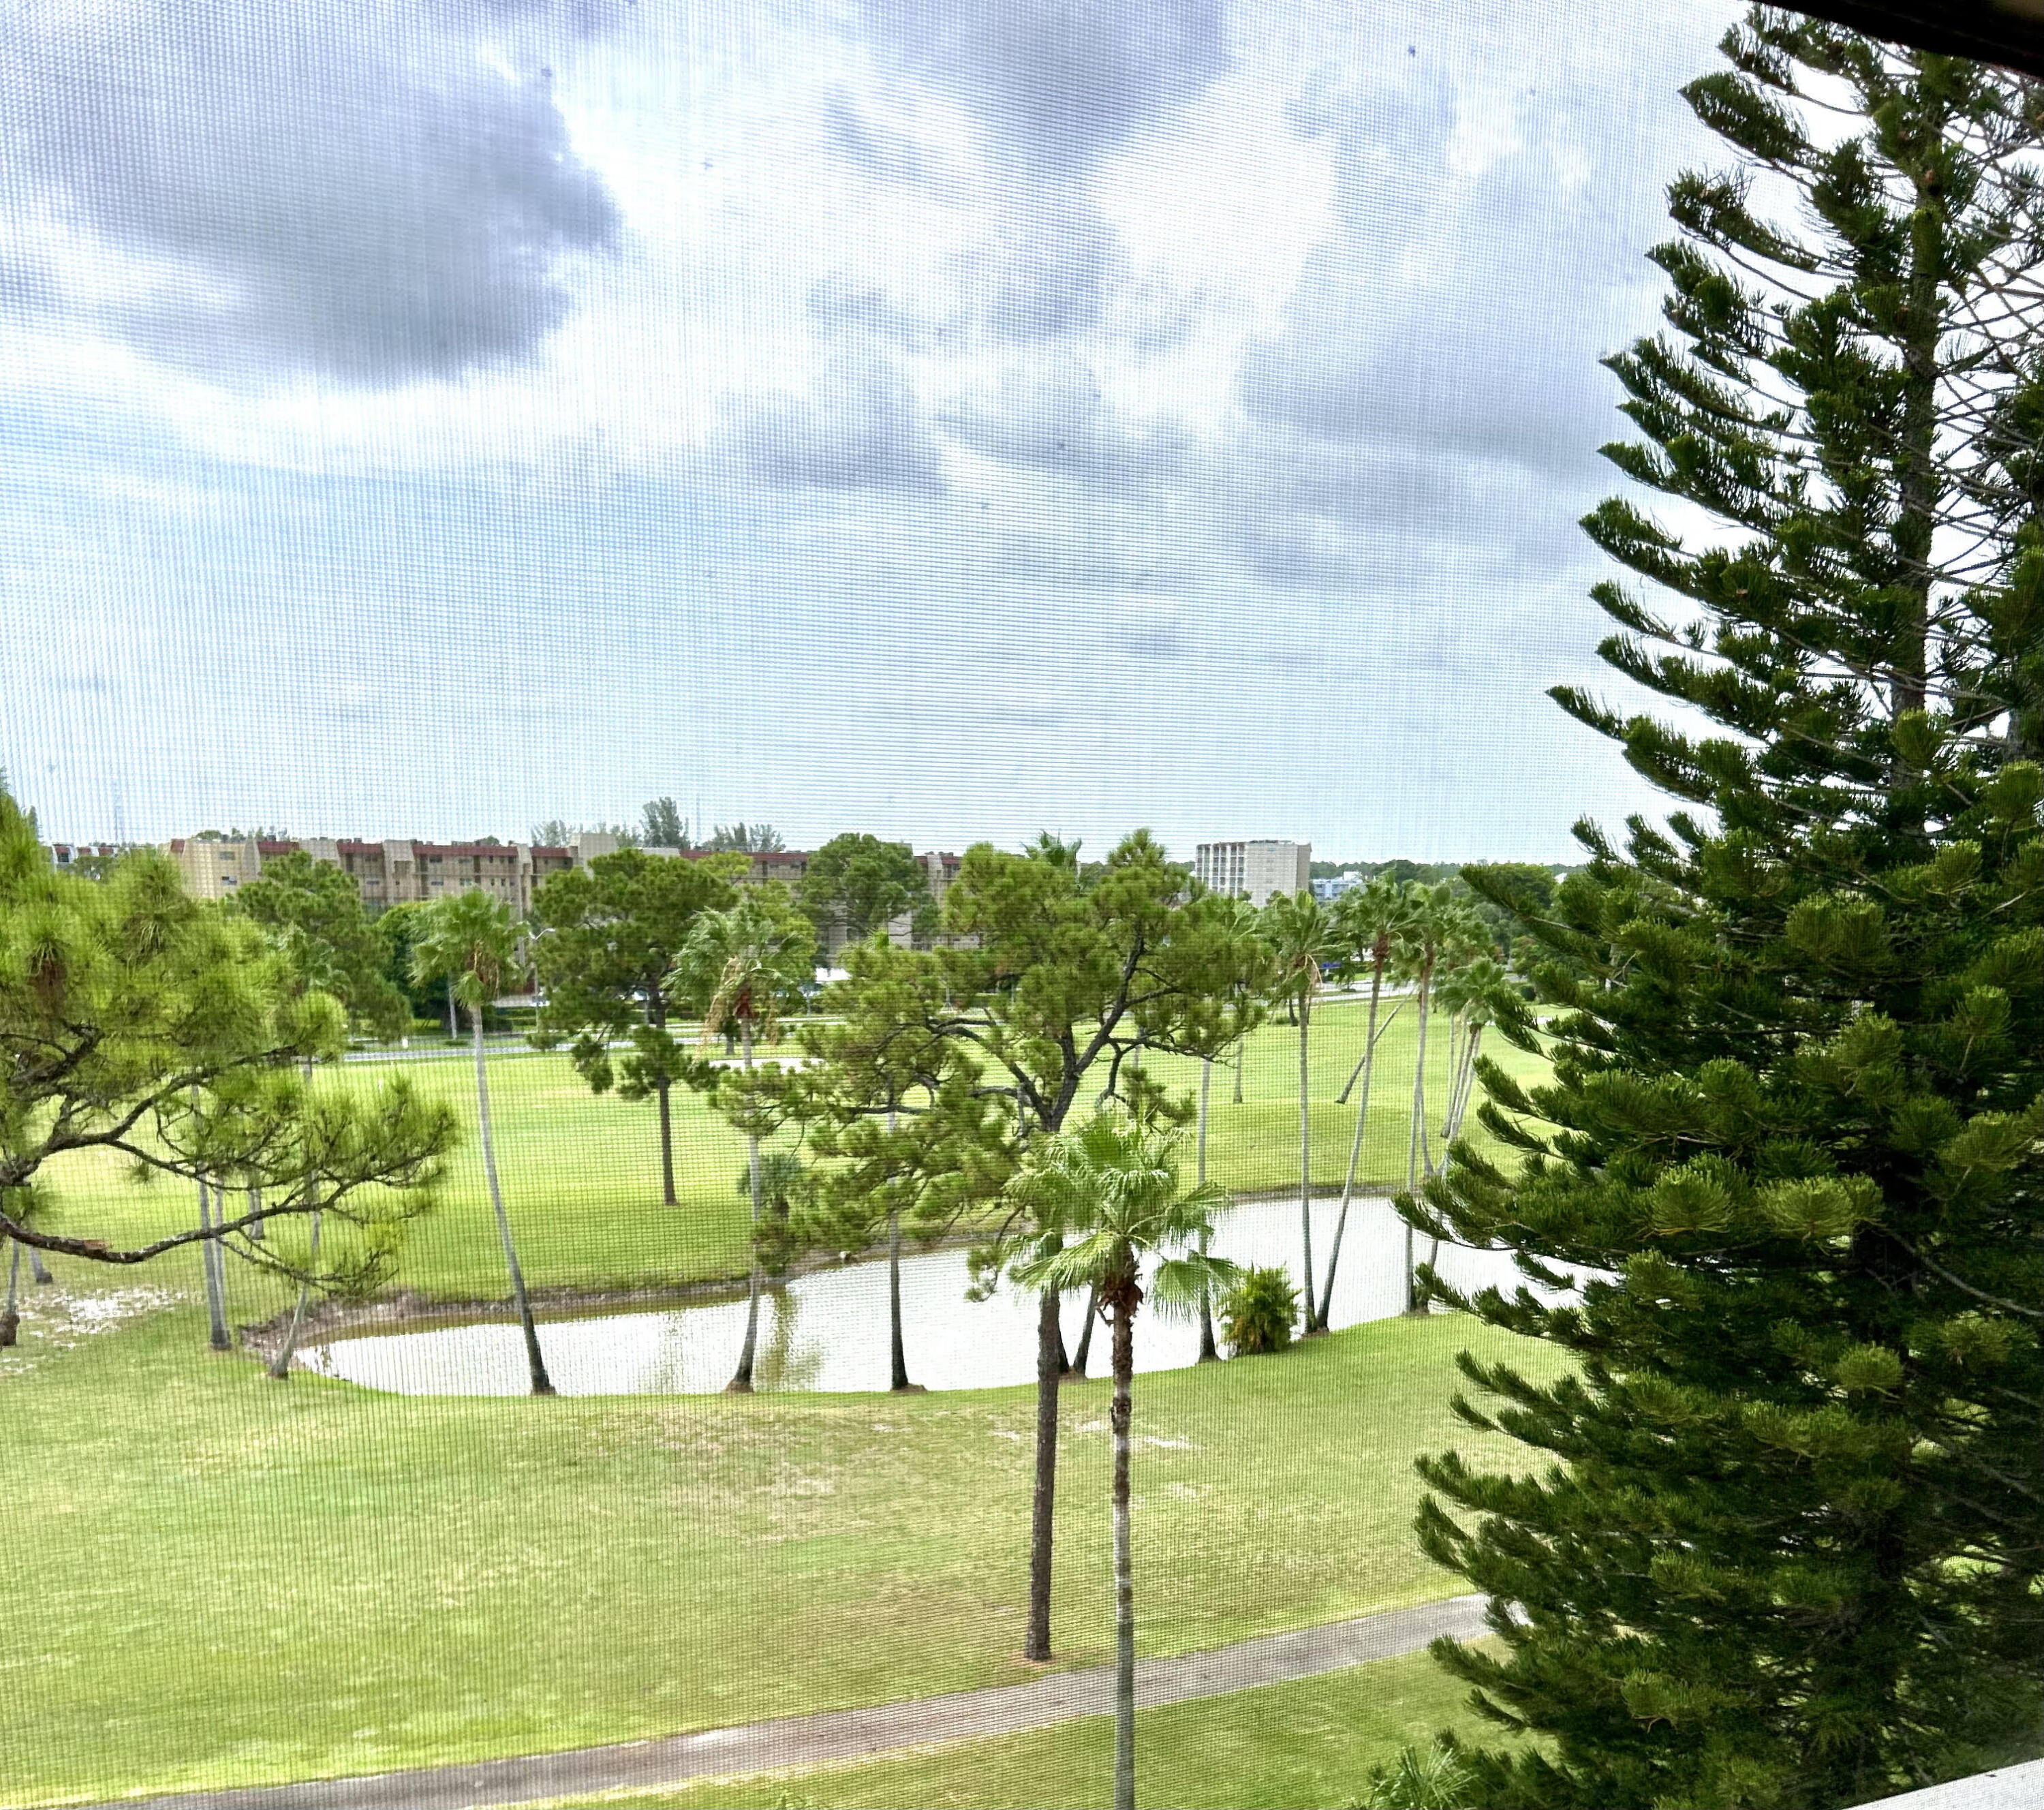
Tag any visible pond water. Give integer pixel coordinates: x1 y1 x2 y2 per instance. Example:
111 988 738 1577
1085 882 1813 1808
304 1195 1557 1397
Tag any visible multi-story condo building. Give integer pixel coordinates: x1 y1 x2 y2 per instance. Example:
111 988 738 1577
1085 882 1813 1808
160 832 968 932
163 832 613 915
1193 838 1312 908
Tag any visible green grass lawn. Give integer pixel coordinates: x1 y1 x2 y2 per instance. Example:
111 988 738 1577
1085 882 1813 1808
27 1000 1545 1314
1 1296 1557 1805
521 1646 1502 1809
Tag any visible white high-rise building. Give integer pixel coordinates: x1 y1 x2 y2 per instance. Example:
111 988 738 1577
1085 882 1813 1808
1193 839 1312 907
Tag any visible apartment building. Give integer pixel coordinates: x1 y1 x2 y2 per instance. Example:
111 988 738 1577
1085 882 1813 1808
164 832 612 915
1193 838 1312 908
161 832 965 927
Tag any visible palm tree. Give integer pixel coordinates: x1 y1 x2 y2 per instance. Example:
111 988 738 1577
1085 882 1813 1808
183 1088 232 1353
668 893 815 1393
1196 1052 1219 1361
1258 891 1341 1334
1316 878 1411 1328
1391 887 1483 1313
1010 1114 1239 1810
411 889 555 1396
1418 955 1513 1278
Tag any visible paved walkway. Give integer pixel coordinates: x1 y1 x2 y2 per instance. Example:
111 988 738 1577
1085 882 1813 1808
106 1595 1489 1810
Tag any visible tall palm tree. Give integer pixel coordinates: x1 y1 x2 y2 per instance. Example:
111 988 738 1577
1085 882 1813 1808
1010 1114 1238 1810
412 889 555 1396
668 893 815 1393
1258 890 1341 1333
1317 877 1412 1328
1391 887 1483 1313
1418 955 1514 1278
1196 1052 1219 1360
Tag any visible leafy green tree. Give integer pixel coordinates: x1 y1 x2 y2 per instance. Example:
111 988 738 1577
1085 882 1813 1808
666 889 818 1393
232 851 410 1041
529 848 739 1205
1259 890 1343 1333
1010 1114 1236 1810
1319 876 1414 1325
798 833 936 949
754 832 1262 1659
640 797 687 847
371 900 442 1032
771 934 1010 1394
1406 20 2044 1807
411 891 555 1397
0 799 453 1300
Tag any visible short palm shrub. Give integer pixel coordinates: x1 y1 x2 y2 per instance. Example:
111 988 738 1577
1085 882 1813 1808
1221 1265 1299 1355
1357 1740 1476 1809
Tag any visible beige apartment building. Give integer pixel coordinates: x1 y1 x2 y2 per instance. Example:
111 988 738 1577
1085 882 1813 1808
161 832 968 931
1193 838 1312 908
164 832 610 915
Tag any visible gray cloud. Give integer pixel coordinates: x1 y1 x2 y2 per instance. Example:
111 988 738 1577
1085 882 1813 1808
1 1 621 384
938 352 1191 488
860 0 1229 168
723 356 947 493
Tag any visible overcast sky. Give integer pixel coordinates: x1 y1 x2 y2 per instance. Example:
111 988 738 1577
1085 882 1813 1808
1 0 1743 861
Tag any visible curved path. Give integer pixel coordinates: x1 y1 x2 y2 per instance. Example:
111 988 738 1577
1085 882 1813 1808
102 1595 1489 1810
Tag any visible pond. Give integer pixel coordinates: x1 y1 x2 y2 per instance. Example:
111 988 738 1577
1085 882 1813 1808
303 1195 1556 1397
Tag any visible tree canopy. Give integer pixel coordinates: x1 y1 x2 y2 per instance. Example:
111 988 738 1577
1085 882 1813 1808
230 850 409 1041
0 792 454 1290
798 833 935 948
531 848 739 1203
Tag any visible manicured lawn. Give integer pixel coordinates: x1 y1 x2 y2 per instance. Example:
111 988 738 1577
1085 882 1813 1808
522 1646 1502 1809
27 1000 1546 1313
1 1297 1558 1805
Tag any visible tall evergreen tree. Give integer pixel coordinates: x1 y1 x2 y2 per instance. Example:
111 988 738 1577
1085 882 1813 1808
1404 16 2043 1808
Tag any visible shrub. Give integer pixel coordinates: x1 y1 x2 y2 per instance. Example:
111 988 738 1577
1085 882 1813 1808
1221 1265 1299 1356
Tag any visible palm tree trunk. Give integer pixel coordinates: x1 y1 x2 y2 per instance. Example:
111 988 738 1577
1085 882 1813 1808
887 1206 913 1392
1197 1056 1218 1362
1110 1300 1138 1810
655 1077 678 1208
1070 1285 1099 1376
1 1237 21 1347
198 1176 230 1351
885 1103 913 1392
1425 1025 1484 1278
1025 1284 1063 1661
1318 961 1384 1330
445 977 459 1042
27 1246 52 1285
1402 966 1434 1314
1297 999 1318 1333
1334 998 1402 1104
268 1198 324 1379
1232 1034 1245 1104
728 1017 763 1394
474 1005 555 1395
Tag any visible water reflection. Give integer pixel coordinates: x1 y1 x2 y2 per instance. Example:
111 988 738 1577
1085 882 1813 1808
305 1196 1554 1397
